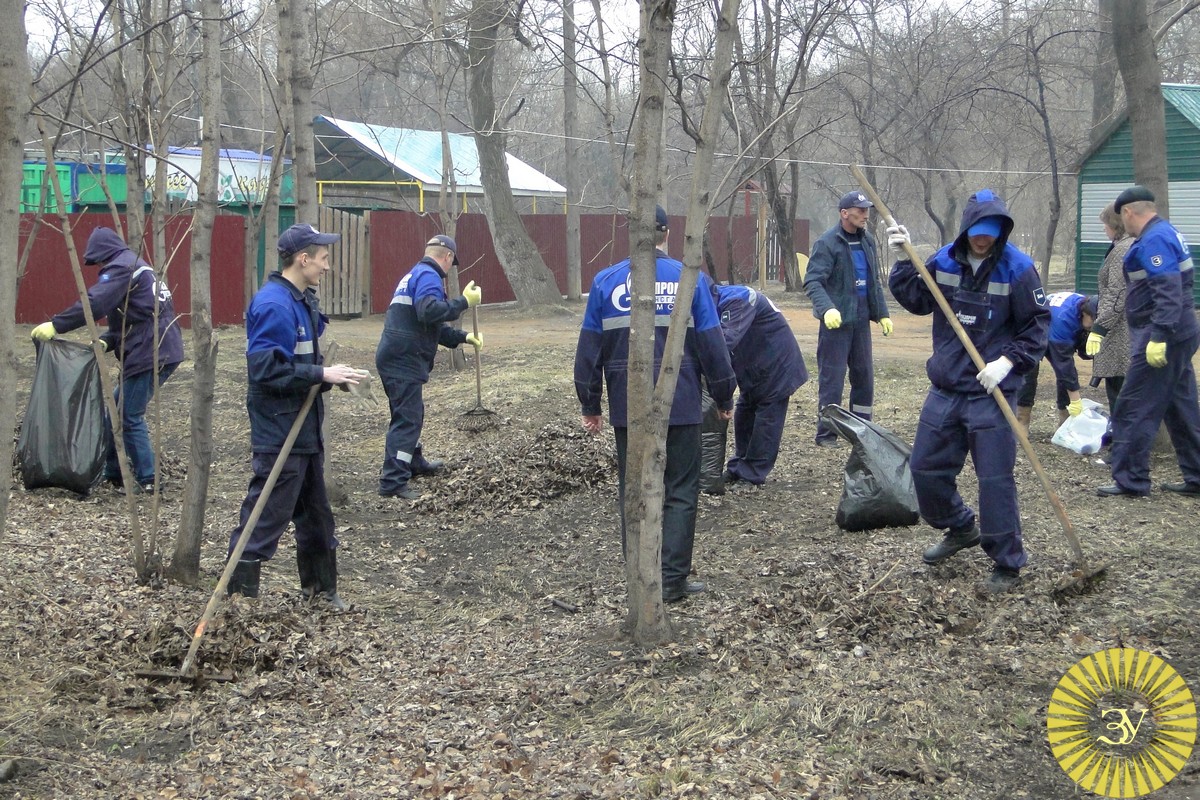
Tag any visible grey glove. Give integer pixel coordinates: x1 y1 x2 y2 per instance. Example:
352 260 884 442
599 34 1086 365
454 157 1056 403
345 369 378 407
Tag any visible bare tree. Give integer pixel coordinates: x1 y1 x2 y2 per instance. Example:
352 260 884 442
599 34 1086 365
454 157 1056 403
0 0 31 528
171 0 223 584
1113 0 1169 215
563 0 583 301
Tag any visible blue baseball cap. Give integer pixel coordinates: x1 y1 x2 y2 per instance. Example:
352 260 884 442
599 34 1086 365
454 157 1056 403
278 223 340 257
967 216 1003 239
838 191 873 210
655 205 670 231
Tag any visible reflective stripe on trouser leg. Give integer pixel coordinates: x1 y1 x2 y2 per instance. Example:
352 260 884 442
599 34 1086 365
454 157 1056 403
845 316 874 421
378 372 425 494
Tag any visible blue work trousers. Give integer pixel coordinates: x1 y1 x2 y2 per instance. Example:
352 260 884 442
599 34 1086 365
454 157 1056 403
227 451 338 562
726 394 790 484
816 316 873 442
1109 331 1200 494
378 371 425 494
614 424 701 591
910 388 1027 571
103 362 178 485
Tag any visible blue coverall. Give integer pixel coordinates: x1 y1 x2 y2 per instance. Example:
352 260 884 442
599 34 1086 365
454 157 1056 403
889 191 1050 571
804 222 890 443
1108 216 1200 494
1016 292 1091 412
228 272 338 563
715 285 808 484
375 256 470 495
574 252 736 593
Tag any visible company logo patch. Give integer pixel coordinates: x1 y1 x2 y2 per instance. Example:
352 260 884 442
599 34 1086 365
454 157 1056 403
1034 287 1047 306
1048 648 1196 797
1151 255 1164 267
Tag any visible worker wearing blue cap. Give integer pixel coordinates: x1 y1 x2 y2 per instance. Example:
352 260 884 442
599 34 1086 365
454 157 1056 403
376 234 483 501
887 190 1050 593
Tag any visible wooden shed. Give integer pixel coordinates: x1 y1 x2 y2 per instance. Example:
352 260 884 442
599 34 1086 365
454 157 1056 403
1074 83 1200 301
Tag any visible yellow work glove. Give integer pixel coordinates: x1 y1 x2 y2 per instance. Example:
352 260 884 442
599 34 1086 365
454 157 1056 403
1146 340 1167 368
1085 331 1104 357
880 317 893 336
465 333 483 350
97 340 109 352
1067 399 1084 417
463 280 482 308
823 308 842 330
31 322 57 341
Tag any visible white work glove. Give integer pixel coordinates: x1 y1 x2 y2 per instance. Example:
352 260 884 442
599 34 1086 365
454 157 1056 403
976 356 1014 393
886 224 911 257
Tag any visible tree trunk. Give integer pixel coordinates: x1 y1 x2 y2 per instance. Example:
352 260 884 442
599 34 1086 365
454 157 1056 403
466 0 563 308
284 0 317 217
0 4 31 529
563 0 583 301
171 0 222 585
1112 0 1169 216
110 0 149 247
1090 0 1119 141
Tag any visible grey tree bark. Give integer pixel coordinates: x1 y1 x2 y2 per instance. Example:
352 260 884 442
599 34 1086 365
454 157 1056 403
283 0 317 217
563 0 583 301
466 0 563 308
1113 0 1169 215
171 0 223 585
0 2 31 528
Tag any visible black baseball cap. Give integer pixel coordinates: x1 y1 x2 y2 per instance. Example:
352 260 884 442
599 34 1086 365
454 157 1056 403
427 234 459 266
838 191 873 210
277 223 340 257
1114 185 1155 213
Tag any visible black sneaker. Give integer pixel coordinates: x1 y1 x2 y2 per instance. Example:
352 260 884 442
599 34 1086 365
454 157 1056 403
663 579 706 603
922 525 981 564
983 566 1021 594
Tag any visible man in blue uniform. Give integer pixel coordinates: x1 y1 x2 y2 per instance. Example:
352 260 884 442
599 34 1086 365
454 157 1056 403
1097 186 1200 498
226 224 368 608
375 235 482 500
1015 292 1097 430
888 190 1050 593
714 284 808 486
574 206 737 603
804 191 893 446
31 226 184 494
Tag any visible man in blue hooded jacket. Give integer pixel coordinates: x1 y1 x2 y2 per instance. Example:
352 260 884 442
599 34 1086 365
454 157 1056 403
32 226 184 494
574 206 737 603
1015 292 1097 430
1097 186 1200 498
375 234 483 500
887 190 1049 593
804 191 894 446
714 284 808 486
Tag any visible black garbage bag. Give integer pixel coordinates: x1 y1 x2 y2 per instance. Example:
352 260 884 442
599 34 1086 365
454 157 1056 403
820 404 920 532
18 339 106 494
699 386 729 495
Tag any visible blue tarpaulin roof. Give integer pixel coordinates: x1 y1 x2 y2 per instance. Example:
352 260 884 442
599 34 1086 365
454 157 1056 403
314 115 565 197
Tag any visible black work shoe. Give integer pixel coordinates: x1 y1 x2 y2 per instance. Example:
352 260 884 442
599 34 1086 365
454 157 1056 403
722 470 741 484
1161 482 1200 496
1097 484 1146 498
227 559 262 598
982 566 1021 594
922 525 981 565
380 485 421 500
814 438 841 448
412 459 445 476
663 579 705 603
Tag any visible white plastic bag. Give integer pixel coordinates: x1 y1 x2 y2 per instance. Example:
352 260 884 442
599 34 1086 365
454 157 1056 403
1051 399 1108 455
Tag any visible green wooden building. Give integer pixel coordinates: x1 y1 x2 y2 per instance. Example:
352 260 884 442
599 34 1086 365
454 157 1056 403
1075 83 1200 302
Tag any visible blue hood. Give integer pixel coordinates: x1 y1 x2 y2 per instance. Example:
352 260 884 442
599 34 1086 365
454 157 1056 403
955 189 1014 249
83 227 130 266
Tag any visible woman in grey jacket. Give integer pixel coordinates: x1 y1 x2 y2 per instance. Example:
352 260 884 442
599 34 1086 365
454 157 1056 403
1088 203 1133 416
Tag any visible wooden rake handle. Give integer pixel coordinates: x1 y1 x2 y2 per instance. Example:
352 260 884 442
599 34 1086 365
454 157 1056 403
848 165 1085 565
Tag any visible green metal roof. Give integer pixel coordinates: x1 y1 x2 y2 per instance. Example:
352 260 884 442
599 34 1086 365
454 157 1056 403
1164 83 1200 131
313 115 565 197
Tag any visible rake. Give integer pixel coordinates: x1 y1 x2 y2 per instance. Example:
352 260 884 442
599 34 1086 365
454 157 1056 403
460 306 499 432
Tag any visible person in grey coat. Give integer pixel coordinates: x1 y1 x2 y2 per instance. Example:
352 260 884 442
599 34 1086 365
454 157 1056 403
803 191 893 446
1087 202 1133 417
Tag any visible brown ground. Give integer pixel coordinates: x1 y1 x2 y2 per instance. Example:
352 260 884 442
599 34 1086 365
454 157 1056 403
3 291 1200 799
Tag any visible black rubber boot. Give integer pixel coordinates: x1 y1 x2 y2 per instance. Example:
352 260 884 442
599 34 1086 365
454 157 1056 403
297 549 348 611
227 559 261 598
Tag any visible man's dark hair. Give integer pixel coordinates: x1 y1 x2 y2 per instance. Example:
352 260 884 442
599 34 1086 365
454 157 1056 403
282 244 322 268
